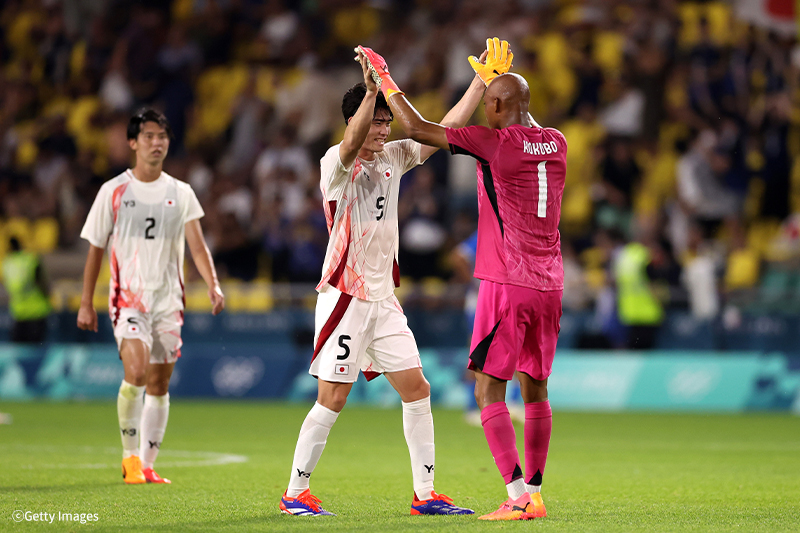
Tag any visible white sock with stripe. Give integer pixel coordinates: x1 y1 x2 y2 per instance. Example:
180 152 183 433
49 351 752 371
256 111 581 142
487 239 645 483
403 396 436 501
286 402 339 498
140 393 170 470
117 380 145 458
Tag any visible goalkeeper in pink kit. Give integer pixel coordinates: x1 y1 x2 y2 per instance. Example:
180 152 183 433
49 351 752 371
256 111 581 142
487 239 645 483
360 41 565 520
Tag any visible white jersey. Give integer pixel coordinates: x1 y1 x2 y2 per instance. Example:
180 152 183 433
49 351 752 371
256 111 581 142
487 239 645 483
317 139 422 301
80 170 204 316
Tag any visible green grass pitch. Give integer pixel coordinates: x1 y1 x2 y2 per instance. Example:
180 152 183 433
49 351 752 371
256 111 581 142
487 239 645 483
1 401 799 532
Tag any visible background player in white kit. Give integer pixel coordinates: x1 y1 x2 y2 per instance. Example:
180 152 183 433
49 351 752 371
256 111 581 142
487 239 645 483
77 110 224 485
279 46 507 517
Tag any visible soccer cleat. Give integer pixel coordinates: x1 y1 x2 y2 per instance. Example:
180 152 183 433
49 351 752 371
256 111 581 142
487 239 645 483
528 492 546 517
121 456 145 484
142 467 171 484
410 492 474 515
478 492 536 520
279 489 335 516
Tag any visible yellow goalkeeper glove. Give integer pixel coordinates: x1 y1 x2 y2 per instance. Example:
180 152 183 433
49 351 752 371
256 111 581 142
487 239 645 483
468 37 513 86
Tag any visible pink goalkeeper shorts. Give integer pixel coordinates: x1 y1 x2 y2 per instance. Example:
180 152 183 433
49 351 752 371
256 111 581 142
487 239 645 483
468 280 562 381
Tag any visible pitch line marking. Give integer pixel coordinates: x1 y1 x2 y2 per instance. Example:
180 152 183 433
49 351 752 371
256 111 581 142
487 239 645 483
0 445 248 469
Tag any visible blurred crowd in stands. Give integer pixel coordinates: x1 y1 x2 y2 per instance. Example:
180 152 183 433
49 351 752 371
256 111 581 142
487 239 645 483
1 0 799 325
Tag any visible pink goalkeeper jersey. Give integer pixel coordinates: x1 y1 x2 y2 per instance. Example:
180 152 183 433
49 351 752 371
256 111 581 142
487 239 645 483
446 124 566 291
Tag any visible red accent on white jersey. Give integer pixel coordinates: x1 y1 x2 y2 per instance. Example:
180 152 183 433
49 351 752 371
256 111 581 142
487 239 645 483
316 140 422 301
81 170 204 318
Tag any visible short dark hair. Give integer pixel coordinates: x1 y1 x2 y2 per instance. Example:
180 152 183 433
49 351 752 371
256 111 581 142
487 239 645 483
341 83 392 124
127 109 172 140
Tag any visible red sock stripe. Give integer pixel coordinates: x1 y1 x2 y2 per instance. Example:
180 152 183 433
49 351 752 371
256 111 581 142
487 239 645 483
310 292 353 365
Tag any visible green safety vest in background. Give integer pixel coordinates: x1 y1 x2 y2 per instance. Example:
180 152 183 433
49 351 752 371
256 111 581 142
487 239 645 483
614 242 664 326
2 251 51 321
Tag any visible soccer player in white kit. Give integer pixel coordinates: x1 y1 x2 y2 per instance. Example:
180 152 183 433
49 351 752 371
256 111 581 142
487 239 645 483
77 110 225 485
279 49 489 517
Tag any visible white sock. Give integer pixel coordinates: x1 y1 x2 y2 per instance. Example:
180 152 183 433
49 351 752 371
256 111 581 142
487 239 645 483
140 393 170 470
117 380 145 458
402 396 435 500
507 478 527 499
286 402 339 497
526 483 541 494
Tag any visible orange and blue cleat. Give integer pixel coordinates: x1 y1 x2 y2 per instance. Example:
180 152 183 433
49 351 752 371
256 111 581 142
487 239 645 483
121 456 145 484
279 489 335 516
142 467 171 484
478 492 536 520
410 492 474 515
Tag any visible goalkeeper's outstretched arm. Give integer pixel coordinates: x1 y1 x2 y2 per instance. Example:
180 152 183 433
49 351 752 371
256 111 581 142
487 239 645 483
388 93 461 153
417 71 486 161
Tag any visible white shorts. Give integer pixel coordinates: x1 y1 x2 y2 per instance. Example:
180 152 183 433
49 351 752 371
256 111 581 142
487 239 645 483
111 288 183 365
309 288 421 383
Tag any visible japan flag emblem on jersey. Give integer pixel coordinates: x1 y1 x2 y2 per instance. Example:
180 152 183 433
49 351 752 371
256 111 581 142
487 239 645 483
165 199 176 207
383 169 392 181
334 364 349 375
128 324 139 334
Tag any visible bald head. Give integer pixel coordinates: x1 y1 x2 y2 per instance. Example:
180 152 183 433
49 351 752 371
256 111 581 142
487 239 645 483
483 73 531 129
486 73 530 109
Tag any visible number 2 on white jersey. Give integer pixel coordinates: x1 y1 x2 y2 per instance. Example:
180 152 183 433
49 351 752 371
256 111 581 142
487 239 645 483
537 161 547 218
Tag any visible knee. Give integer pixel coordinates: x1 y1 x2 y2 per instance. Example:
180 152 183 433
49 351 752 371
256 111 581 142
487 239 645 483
125 366 147 386
416 378 431 400
146 380 170 396
318 387 349 412
520 378 548 403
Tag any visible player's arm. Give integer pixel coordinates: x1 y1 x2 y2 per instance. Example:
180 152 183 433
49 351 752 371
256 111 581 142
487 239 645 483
417 71 487 161
77 245 104 332
185 219 225 316
389 94 451 151
339 50 380 170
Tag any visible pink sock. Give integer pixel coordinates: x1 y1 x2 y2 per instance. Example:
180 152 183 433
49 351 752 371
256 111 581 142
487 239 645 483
524 400 552 486
480 402 523 484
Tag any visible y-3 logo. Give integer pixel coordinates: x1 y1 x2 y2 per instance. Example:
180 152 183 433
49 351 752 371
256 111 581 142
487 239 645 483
123 200 136 208
148 440 160 449
424 464 434 473
121 428 137 436
296 469 311 478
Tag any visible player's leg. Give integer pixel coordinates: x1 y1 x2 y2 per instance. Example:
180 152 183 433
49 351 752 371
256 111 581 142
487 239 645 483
281 289 367 516
139 362 174 483
516 288 561 518
384 367 435 500
474 370 526 498
117 337 149 484
282 382 350 517
470 282 536 520
139 307 183 483
285 378 352 498
372 296 472 515
518 373 549 518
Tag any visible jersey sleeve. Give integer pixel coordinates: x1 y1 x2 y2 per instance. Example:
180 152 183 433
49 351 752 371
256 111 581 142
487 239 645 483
79 184 114 249
446 126 501 163
181 183 205 223
319 143 353 199
386 138 422 174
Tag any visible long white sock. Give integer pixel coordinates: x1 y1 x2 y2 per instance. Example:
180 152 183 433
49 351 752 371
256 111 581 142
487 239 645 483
140 393 170 469
117 380 145 458
286 402 339 497
526 483 541 494
402 396 435 500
